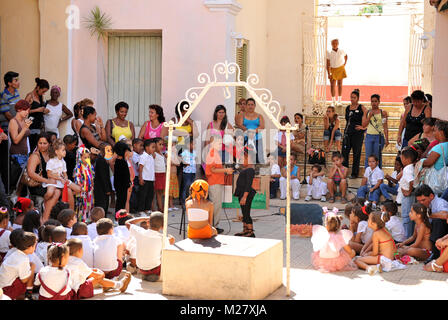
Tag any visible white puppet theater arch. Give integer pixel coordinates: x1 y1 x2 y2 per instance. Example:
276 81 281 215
161 61 297 297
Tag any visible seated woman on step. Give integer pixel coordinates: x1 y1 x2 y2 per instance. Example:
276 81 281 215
185 179 217 239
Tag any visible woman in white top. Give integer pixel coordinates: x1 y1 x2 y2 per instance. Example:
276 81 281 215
185 180 217 239
44 86 73 137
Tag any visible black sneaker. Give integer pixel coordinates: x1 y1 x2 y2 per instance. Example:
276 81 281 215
216 228 224 234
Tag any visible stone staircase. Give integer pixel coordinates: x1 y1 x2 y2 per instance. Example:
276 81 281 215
298 103 404 178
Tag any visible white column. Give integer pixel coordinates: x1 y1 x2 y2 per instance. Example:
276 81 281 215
204 0 242 124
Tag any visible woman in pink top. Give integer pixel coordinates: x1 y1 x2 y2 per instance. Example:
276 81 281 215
138 104 168 143
205 105 233 163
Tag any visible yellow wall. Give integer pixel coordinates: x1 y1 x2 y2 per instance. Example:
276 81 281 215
0 0 40 96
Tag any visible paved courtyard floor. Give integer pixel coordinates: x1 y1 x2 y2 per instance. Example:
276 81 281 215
89 184 448 300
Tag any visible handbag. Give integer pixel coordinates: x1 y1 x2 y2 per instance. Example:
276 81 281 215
424 144 448 195
21 166 42 188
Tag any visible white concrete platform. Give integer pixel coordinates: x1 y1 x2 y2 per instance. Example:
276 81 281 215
162 235 283 300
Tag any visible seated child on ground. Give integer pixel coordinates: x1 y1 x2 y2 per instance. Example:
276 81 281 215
87 207 105 240
34 243 75 300
311 208 356 272
327 152 348 204
268 154 281 199
35 224 56 266
0 207 11 264
51 226 67 244
0 230 37 300
355 211 405 275
66 238 131 299
380 156 403 201
349 203 374 255
357 155 384 209
305 164 328 202
125 211 175 282
49 201 69 221
70 222 94 268
279 154 301 200
57 209 77 239
93 218 125 279
397 203 433 261
11 198 34 230
381 201 406 243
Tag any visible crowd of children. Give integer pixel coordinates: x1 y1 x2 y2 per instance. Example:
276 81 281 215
0 200 174 299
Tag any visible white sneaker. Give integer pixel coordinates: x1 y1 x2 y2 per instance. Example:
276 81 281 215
320 196 326 202
305 196 311 202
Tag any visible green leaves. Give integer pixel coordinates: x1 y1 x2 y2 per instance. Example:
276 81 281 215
83 6 112 40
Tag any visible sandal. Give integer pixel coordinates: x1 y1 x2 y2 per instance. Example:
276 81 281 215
341 197 347 204
242 229 255 238
424 260 443 273
329 197 335 203
235 228 248 236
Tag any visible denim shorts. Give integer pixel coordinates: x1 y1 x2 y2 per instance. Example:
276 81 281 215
323 129 342 141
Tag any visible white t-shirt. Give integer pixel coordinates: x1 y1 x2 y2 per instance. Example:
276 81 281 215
0 228 11 253
35 266 75 298
271 164 281 176
386 216 406 243
66 256 92 291
65 227 72 239
397 164 414 204
327 48 347 68
132 152 141 177
114 225 131 243
129 225 170 271
0 249 31 288
154 152 166 173
93 234 122 272
44 102 63 136
364 166 384 188
44 158 67 188
70 235 94 268
357 221 374 244
35 242 50 266
139 152 155 181
87 223 98 241
274 131 295 145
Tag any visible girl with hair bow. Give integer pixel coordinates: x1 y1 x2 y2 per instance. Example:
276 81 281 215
311 206 357 272
74 146 94 222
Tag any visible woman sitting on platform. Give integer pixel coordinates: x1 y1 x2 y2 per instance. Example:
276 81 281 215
185 179 217 239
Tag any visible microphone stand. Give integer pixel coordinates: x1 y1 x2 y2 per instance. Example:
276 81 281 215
301 125 309 184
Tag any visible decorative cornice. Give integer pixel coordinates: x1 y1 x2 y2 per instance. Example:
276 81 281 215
204 0 242 16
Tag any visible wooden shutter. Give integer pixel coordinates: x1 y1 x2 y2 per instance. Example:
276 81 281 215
108 35 162 126
235 41 248 110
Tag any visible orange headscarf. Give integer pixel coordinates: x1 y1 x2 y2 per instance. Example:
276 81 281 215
189 179 209 203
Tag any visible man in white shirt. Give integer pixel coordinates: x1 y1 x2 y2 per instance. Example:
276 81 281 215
326 39 348 106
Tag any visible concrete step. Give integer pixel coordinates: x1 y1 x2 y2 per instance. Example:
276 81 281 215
308 127 401 141
292 163 395 177
323 104 405 117
306 116 402 129
306 138 399 154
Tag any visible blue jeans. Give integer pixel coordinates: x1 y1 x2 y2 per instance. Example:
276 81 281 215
401 194 415 239
11 154 28 169
442 188 448 202
365 134 384 168
379 184 398 200
181 172 196 203
357 185 381 203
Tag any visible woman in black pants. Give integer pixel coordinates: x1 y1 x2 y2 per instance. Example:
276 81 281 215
342 89 368 179
234 147 257 237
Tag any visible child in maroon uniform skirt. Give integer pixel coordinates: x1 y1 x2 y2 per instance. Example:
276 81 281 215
34 243 76 300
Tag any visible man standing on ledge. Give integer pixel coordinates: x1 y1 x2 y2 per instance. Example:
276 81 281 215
327 39 348 107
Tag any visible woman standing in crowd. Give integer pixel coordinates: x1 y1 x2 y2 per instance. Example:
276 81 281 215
235 98 265 164
292 113 310 154
44 86 73 138
408 117 437 147
27 133 62 223
342 89 368 179
234 98 246 129
71 98 94 141
362 94 389 169
9 100 32 169
79 106 106 150
106 101 135 146
205 105 234 163
138 104 168 143
25 78 50 152
398 90 432 148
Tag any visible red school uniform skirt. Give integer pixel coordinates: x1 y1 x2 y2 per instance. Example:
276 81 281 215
154 172 166 191
2 277 26 300
76 279 94 299
104 259 123 279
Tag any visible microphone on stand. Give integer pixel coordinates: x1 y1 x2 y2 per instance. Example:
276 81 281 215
301 125 309 184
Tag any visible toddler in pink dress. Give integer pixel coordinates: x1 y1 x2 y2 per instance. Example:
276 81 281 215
311 207 357 272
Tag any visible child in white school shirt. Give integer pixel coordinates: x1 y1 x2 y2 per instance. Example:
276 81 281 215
0 208 11 264
93 218 125 279
87 207 105 240
66 238 131 299
70 222 94 268
305 164 328 202
356 155 384 209
125 212 175 282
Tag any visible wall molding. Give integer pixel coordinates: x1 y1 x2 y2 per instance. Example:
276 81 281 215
203 0 242 16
